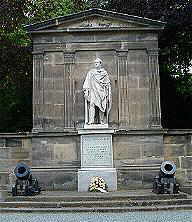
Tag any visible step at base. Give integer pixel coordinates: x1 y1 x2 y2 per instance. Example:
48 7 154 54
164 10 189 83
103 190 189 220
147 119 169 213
0 205 192 213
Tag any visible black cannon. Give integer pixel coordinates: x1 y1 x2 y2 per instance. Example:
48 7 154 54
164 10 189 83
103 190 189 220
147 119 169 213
152 160 179 194
11 163 41 196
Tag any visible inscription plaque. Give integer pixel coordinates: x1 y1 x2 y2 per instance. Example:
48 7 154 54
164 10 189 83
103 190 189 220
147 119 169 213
81 134 113 167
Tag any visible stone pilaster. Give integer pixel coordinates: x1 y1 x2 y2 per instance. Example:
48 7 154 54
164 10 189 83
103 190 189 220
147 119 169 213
63 52 76 128
33 53 44 131
148 49 161 128
116 51 129 128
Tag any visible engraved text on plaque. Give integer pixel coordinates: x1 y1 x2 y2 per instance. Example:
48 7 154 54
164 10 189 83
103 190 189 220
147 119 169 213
81 134 113 167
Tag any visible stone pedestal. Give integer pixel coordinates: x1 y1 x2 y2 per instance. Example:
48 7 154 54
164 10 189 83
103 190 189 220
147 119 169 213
78 128 117 192
78 168 117 192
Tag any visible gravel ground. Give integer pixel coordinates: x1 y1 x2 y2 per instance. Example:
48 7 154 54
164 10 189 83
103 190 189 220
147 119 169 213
0 211 192 222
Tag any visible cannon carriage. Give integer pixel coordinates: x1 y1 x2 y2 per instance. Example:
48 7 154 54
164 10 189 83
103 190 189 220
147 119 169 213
11 163 41 196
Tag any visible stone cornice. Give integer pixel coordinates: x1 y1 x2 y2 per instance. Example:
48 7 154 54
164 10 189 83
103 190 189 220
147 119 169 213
25 8 165 33
29 27 164 35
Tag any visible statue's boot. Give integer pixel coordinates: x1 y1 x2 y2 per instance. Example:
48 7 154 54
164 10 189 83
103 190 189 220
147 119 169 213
99 111 105 124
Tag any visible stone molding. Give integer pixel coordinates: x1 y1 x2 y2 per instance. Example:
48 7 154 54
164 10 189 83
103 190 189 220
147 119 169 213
25 8 165 33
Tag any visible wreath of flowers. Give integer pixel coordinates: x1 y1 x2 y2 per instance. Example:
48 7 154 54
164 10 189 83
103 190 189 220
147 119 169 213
88 176 108 192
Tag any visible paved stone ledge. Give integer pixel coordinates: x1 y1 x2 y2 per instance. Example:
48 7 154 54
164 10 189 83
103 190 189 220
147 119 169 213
1 190 191 213
1 205 192 213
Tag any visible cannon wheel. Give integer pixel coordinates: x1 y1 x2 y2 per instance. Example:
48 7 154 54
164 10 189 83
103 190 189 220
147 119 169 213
33 179 41 194
24 180 31 196
153 182 162 194
24 185 33 196
12 186 17 196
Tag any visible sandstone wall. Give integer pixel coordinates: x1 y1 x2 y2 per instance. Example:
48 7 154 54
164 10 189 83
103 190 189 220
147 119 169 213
0 130 191 190
164 130 192 187
0 134 32 189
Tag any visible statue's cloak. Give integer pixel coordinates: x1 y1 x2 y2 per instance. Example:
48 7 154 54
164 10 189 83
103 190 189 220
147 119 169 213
83 68 112 113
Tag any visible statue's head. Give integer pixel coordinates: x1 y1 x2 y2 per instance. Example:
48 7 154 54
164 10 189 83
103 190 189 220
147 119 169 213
94 58 102 69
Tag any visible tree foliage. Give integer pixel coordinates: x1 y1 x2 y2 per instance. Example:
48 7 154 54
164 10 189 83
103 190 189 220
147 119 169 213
0 0 191 131
25 0 77 24
0 44 32 132
0 0 77 132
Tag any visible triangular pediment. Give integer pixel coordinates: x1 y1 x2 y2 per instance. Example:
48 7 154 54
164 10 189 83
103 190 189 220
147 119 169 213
55 15 148 29
26 8 165 32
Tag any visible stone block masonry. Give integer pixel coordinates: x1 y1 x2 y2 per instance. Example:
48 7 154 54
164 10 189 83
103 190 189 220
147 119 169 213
0 130 192 190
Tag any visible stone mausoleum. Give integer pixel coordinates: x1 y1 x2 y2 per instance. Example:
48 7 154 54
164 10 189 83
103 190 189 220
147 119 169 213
0 9 192 192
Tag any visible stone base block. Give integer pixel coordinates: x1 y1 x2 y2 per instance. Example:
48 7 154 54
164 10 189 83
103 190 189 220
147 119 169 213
83 124 109 129
78 168 117 192
31 168 78 191
0 190 8 201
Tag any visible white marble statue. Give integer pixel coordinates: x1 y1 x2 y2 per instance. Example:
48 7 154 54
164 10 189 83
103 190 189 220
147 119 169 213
83 58 112 125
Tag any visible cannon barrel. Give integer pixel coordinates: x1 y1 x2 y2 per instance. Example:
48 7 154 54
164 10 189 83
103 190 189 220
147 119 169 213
153 160 179 194
160 160 176 176
12 163 41 196
14 163 31 180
